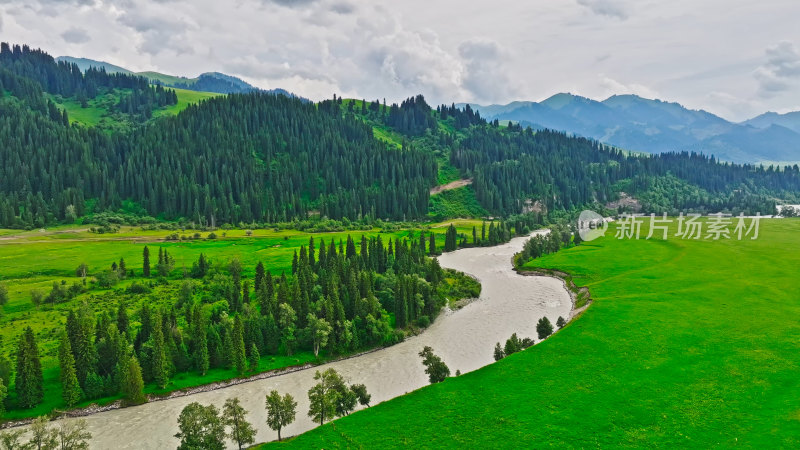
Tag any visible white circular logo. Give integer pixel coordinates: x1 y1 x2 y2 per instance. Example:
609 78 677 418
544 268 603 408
578 210 608 242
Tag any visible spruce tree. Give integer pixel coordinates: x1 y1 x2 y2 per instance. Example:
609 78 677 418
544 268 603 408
537 316 554 340
15 327 43 408
248 343 260 373
58 333 82 408
142 245 150 278
232 316 247 375
192 305 209 375
122 356 146 405
151 312 169 389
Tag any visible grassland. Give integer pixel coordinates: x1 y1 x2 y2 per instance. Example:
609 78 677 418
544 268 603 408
49 87 220 129
428 186 487 220
0 220 483 420
136 71 197 87
270 218 800 448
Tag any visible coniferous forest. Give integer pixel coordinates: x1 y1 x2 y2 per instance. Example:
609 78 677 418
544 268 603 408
2 42 800 229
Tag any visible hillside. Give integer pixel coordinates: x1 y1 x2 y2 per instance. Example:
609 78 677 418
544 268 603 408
57 55 287 95
3 43 800 230
272 218 800 448
464 94 800 164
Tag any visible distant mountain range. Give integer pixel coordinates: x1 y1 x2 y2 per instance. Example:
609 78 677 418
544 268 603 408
55 56 295 98
461 94 800 164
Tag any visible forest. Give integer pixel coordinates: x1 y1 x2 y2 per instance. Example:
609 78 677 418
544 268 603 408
1 229 488 415
2 42 800 229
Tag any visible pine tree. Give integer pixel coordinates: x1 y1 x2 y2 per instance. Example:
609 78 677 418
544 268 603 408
232 316 247 375
142 246 151 278
15 327 43 408
429 233 436 255
537 316 554 340
254 262 265 292
248 343 260 373
493 342 505 361
192 305 209 375
58 333 82 407
151 312 169 389
122 356 146 405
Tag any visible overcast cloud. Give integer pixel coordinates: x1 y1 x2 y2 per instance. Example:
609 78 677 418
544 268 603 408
0 0 798 121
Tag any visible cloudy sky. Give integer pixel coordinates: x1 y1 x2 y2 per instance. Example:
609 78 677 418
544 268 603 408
1 0 798 121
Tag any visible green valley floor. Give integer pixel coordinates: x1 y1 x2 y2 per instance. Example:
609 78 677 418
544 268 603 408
269 218 800 448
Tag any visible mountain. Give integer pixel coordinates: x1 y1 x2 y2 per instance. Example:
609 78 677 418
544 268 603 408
742 111 800 135
464 94 800 164
56 56 287 96
55 56 132 74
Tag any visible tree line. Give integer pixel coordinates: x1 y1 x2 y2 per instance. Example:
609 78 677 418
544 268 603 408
1 232 471 414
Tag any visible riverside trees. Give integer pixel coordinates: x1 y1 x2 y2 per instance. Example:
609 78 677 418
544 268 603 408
265 390 297 441
0 231 465 415
419 346 450 384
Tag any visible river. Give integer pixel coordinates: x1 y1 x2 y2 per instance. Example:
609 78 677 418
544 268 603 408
42 232 573 448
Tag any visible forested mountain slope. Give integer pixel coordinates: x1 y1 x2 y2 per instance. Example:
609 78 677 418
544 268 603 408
2 43 800 229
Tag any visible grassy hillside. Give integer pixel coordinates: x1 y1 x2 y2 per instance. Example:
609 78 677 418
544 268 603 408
151 87 222 118
271 218 800 448
49 87 220 128
136 71 197 87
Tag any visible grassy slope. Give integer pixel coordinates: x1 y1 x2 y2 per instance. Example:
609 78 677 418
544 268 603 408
152 87 221 118
136 71 197 86
51 87 220 128
272 219 800 448
428 186 487 220
0 221 481 420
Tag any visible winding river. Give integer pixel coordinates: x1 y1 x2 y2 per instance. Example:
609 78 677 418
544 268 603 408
43 232 573 448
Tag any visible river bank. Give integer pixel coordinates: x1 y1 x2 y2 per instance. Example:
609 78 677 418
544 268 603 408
10 232 575 449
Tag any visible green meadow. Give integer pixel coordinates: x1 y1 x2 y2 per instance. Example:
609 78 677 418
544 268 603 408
49 87 220 128
272 218 800 448
0 220 483 420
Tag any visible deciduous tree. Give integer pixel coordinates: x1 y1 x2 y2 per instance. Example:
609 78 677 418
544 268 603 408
175 403 225 450
222 397 256 450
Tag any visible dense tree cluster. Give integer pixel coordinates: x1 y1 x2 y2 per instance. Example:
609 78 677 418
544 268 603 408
0 90 437 227
2 233 463 412
0 42 176 117
437 103 485 130
452 126 800 216
513 225 576 267
386 95 437 136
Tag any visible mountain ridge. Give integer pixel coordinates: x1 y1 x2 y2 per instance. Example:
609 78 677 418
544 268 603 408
461 93 800 164
55 56 293 97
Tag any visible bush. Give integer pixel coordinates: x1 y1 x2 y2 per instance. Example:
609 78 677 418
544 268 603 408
95 270 120 288
416 316 431 328
126 283 152 294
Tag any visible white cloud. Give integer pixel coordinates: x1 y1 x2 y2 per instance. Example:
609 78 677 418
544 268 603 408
0 0 799 119
754 41 800 98
458 39 521 104
598 75 658 100
60 27 89 43
575 0 630 19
